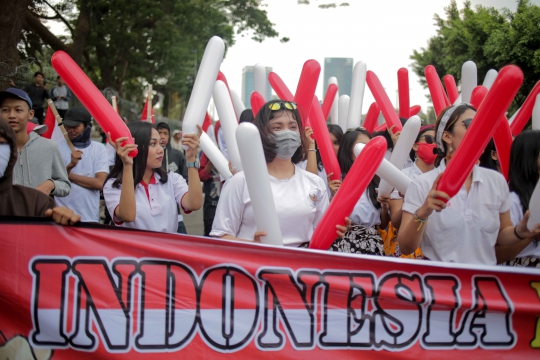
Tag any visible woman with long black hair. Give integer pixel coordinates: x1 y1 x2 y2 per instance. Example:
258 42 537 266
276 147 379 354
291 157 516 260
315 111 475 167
496 130 540 266
103 121 203 233
330 128 387 255
398 104 540 264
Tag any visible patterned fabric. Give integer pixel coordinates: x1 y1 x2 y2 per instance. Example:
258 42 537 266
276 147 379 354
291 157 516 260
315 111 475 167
502 256 540 268
329 225 385 255
380 222 425 260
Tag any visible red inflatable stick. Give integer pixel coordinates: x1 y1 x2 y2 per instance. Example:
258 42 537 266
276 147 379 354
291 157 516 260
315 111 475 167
436 65 523 202
510 81 540 136
366 71 402 133
268 72 294 101
374 123 388 133
309 137 387 250
322 84 338 120
425 65 448 116
398 68 410 119
250 91 265 118
470 86 512 181
363 102 380 134
51 51 137 157
217 71 230 90
409 105 421 116
294 60 321 127
444 75 459 103
310 96 341 181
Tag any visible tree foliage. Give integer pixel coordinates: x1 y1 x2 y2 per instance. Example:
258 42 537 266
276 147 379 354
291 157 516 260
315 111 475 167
18 0 280 116
410 0 540 112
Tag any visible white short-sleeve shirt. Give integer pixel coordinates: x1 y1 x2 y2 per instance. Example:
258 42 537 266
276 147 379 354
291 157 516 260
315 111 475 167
390 162 424 200
350 190 381 228
210 166 329 247
106 143 116 166
103 172 189 233
56 141 109 222
402 161 512 265
508 192 540 258
297 159 329 196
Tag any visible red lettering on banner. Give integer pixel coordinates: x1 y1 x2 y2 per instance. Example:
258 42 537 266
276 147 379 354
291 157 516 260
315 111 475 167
30 259 71 347
28 257 519 354
198 265 259 351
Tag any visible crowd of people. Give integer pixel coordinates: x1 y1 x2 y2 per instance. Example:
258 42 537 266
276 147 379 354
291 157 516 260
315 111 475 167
1 85 539 268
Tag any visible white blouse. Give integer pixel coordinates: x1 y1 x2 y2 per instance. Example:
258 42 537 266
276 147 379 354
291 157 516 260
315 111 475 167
103 172 189 233
509 192 540 258
210 165 329 247
402 161 512 265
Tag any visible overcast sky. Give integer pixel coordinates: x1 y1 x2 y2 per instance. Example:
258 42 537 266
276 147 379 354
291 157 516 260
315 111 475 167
218 0 538 117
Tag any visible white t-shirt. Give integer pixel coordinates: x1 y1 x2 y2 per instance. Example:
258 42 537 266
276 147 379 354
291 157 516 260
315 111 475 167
390 162 424 200
297 159 329 196
103 172 189 233
508 192 540 258
56 141 109 222
402 161 512 265
350 190 381 228
106 143 116 166
210 166 329 247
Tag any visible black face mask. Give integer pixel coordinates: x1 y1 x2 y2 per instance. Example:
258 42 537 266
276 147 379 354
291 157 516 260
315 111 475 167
71 125 92 148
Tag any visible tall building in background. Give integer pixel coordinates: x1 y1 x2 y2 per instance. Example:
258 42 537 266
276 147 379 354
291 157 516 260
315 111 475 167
323 58 353 97
242 66 273 108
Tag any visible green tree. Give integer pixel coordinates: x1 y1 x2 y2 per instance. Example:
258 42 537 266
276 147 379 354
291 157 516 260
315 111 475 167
16 0 281 116
410 0 540 112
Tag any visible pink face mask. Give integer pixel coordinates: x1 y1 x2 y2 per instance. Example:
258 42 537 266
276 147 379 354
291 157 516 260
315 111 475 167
416 142 437 165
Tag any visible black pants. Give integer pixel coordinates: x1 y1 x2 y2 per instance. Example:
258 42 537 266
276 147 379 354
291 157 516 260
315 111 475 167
33 107 44 125
57 109 68 120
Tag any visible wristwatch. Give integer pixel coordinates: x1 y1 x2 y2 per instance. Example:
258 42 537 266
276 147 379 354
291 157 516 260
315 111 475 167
187 159 200 169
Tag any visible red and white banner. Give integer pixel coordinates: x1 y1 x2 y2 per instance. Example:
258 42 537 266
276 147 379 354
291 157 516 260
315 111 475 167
1 218 540 359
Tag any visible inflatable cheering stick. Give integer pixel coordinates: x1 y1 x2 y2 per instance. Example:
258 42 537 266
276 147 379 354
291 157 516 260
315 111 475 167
347 61 367 129
398 68 410 119
51 51 137 157
309 137 387 250
214 80 242 172
436 65 523 202
510 81 540 136
366 71 402 133
236 123 283 246
294 60 321 127
250 91 265 118
322 83 338 120
310 96 341 181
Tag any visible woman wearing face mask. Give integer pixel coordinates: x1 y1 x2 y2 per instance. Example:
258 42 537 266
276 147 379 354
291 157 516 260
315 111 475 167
103 121 203 233
330 128 387 255
398 104 540 264
210 100 340 247
495 130 540 266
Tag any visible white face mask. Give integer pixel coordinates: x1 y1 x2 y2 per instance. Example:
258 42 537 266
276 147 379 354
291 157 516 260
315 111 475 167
0 144 10 178
270 130 301 160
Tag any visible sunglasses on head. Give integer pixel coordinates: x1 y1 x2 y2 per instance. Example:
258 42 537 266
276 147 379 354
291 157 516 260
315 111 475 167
419 134 435 144
463 118 473 129
268 101 297 111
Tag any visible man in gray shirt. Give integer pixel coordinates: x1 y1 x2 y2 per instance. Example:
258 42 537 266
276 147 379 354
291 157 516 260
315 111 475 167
50 76 72 119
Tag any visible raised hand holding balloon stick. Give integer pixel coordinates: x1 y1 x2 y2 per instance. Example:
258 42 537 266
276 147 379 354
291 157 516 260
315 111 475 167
366 71 402 133
309 137 387 250
436 65 523 202
181 36 225 150
398 68 410 119
378 116 421 196
310 96 341 181
51 51 137 157
236 123 283 246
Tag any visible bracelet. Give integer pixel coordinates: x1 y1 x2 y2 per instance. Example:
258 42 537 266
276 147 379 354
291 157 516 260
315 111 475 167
308 149 317 152
514 226 526 240
414 210 427 231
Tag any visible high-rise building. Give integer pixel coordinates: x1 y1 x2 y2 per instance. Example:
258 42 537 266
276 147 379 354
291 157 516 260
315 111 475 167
242 66 273 108
323 58 354 97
